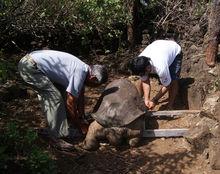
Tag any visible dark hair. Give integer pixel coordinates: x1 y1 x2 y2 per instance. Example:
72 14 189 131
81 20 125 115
128 56 151 75
90 65 108 84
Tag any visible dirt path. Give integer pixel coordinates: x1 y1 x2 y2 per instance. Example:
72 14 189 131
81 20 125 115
1 75 218 174
57 138 212 174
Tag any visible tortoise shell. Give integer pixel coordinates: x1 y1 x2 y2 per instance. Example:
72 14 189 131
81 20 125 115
92 78 145 127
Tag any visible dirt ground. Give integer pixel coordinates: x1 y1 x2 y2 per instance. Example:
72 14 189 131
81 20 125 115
1 73 219 174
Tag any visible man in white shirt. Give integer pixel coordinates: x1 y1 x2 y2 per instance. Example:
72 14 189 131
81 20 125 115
18 50 108 149
128 40 182 110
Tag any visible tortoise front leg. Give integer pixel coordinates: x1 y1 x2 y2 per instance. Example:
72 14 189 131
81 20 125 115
82 121 104 150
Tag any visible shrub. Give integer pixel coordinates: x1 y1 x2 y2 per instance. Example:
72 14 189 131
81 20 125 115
0 0 130 53
0 122 57 174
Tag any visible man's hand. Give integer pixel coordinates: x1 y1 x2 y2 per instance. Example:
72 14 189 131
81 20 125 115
144 99 156 110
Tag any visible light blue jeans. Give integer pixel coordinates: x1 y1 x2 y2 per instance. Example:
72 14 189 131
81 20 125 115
18 55 70 138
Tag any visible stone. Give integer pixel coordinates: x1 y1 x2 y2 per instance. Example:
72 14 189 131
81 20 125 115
187 85 205 109
209 138 220 170
202 93 220 114
213 102 220 122
208 66 218 76
212 125 220 138
201 92 220 121
185 124 211 152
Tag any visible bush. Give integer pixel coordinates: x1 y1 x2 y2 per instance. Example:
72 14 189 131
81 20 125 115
0 0 130 53
139 0 208 41
0 49 18 84
0 122 57 174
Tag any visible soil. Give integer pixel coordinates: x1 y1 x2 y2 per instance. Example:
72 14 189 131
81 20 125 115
1 73 218 174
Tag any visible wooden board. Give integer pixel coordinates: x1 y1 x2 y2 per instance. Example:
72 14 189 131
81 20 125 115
143 128 189 137
145 110 200 117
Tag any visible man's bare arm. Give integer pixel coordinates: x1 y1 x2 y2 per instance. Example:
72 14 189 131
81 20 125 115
77 86 85 119
66 91 89 134
66 92 81 129
142 79 151 101
152 85 170 104
142 78 155 109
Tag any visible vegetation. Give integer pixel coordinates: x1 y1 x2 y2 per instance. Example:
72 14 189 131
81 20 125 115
140 0 209 41
0 51 17 84
0 0 210 53
0 0 130 53
0 122 57 174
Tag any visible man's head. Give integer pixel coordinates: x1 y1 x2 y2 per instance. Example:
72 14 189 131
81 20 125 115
128 56 151 76
87 65 108 86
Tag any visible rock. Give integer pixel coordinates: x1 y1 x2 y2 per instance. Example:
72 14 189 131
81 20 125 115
186 100 220 170
202 93 220 113
184 114 218 147
213 102 220 122
211 124 220 138
185 124 211 152
209 138 220 170
201 92 220 121
187 85 205 109
208 66 218 76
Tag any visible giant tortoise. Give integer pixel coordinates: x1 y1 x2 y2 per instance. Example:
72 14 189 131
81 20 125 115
82 78 146 150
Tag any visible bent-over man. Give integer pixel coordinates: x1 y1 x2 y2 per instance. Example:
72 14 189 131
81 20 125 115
18 50 108 148
128 40 182 110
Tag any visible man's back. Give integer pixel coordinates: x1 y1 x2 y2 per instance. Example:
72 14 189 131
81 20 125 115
139 40 181 66
30 50 89 97
139 40 181 86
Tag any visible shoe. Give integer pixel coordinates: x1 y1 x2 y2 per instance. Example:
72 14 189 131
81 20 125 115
67 128 83 139
49 137 74 151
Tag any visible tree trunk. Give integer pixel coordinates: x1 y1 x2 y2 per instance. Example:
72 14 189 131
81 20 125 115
205 0 220 67
127 0 139 50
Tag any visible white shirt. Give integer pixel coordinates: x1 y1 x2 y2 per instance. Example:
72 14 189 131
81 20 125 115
30 50 89 97
139 40 181 86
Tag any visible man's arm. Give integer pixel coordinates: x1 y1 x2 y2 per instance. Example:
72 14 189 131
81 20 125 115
142 78 154 109
66 91 89 134
152 72 172 107
77 86 85 119
142 78 171 109
152 85 170 104
142 79 150 100
66 92 81 130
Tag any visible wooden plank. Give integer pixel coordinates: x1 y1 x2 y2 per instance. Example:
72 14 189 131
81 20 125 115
145 110 200 117
143 128 189 137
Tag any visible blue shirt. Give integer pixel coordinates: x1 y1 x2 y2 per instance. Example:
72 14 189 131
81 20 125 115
30 50 89 97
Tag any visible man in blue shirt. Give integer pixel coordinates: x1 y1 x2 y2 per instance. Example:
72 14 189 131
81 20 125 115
18 50 108 149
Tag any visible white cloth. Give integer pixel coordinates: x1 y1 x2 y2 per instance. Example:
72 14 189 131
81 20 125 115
30 50 89 97
139 40 181 86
